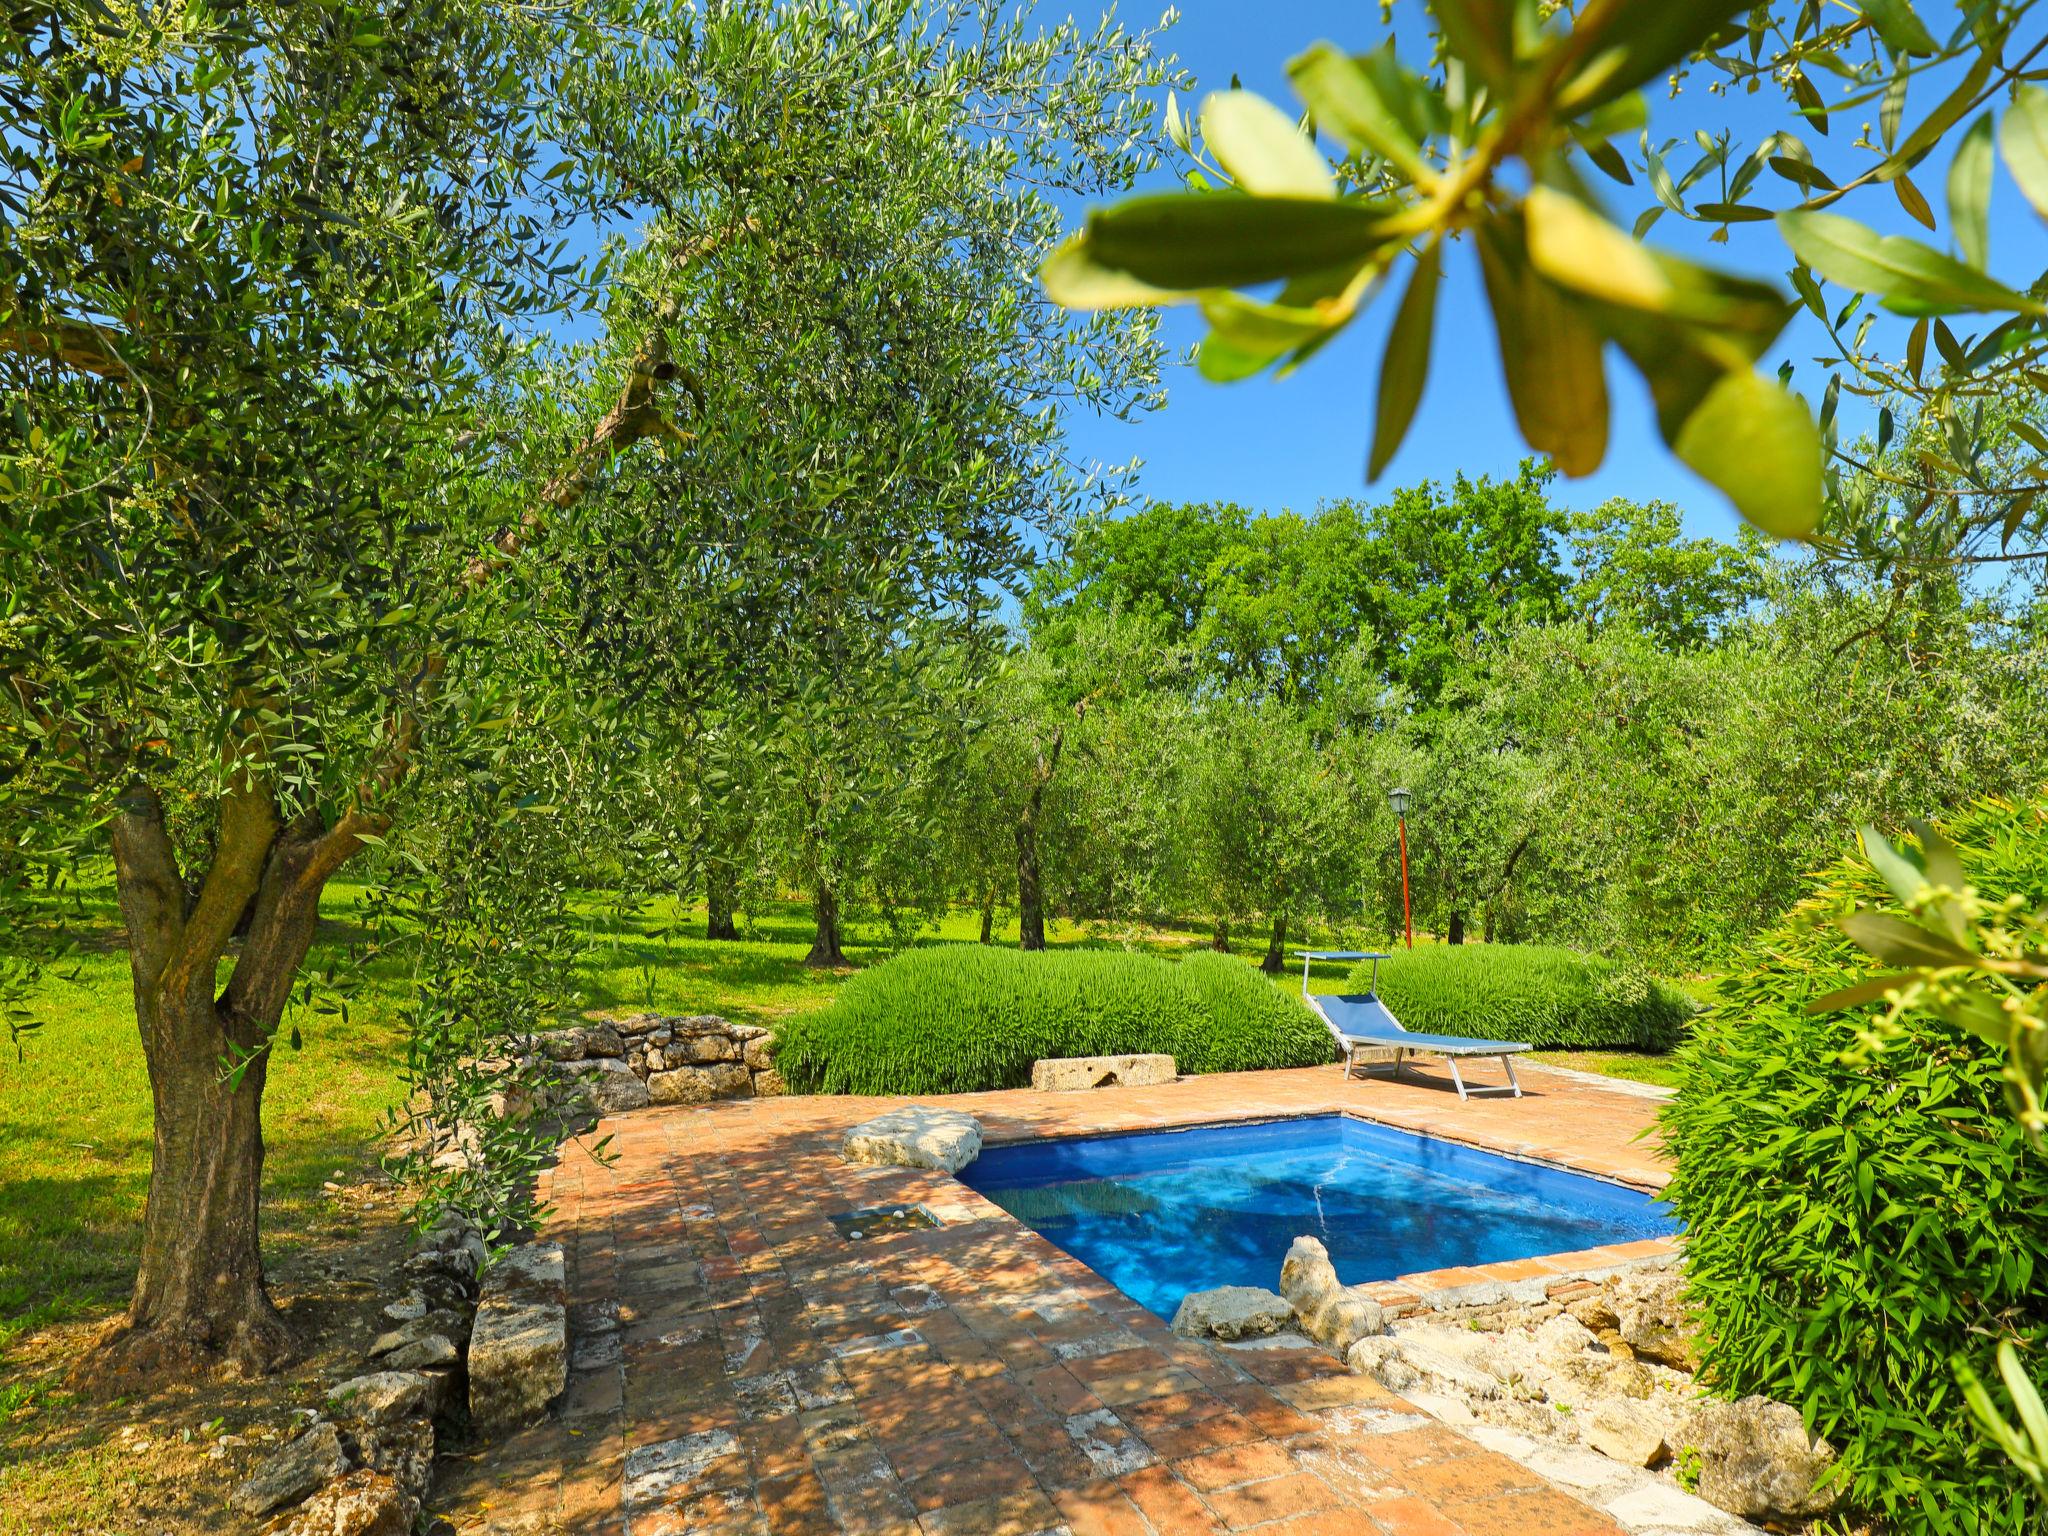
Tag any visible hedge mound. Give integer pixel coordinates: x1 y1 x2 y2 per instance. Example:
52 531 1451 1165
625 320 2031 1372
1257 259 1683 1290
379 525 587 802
1663 797 2048 1533
1350 944 1693 1050
774 945 1332 1096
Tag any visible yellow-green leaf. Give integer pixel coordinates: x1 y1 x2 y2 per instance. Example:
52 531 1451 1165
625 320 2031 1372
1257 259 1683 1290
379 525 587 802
1085 192 1395 291
1040 237 1181 311
1673 369 1822 539
1201 90 1335 198
1287 42 1428 179
2000 86 2048 221
1369 244 1441 479
1525 186 1673 312
1948 114 1994 268
1777 208 2040 316
1477 220 1609 478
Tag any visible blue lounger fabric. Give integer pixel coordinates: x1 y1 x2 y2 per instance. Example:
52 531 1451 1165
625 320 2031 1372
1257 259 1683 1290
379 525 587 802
1313 993 1532 1056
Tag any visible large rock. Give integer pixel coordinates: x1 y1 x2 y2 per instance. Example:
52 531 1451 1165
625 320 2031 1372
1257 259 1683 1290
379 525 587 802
325 1371 438 1426
841 1107 982 1173
1583 1401 1670 1467
1278 1234 1340 1310
1681 1395 1840 1521
538 1027 591 1062
1615 1269 1700 1371
230 1422 350 1516
267 1467 412 1536
469 1242 568 1434
350 1418 435 1506
754 1068 787 1097
1171 1287 1294 1341
1031 1054 1176 1091
574 1055 652 1114
1277 1235 1385 1352
648 1062 751 1105
742 1036 776 1070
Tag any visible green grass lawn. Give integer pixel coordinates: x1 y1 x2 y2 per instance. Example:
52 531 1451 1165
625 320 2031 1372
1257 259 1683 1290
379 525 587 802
0 885 1681 1350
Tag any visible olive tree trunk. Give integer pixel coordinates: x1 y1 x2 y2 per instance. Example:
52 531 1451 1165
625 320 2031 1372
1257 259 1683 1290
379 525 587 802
1260 914 1288 974
804 879 846 968
1211 919 1230 953
978 885 996 945
706 865 738 941
82 783 349 1386
1015 811 1047 952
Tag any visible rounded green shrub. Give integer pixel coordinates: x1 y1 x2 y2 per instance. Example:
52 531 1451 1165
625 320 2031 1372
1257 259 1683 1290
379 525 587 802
1349 944 1693 1050
774 945 1332 1096
1663 796 2048 1534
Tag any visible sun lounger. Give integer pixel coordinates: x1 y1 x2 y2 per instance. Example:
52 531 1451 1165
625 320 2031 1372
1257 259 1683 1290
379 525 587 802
1292 950 1530 1101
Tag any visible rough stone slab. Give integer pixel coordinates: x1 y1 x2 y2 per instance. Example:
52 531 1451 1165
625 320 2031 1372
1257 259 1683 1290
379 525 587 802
753 1068 787 1098
468 1241 567 1435
1584 1401 1669 1467
574 1055 652 1114
326 1370 437 1426
268 1467 412 1536
1681 1394 1839 1521
1030 1053 1176 1092
379 1333 458 1371
1170 1286 1294 1341
649 1062 751 1105
229 1421 349 1516
840 1106 982 1173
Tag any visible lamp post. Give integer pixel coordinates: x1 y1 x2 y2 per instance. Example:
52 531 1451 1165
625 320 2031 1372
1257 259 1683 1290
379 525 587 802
1388 787 1413 950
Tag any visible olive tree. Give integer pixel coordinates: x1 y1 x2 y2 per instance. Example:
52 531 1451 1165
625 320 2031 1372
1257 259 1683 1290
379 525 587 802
0 1 722 1381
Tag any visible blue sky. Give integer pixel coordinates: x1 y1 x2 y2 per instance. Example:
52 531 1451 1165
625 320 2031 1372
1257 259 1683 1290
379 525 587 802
1055 2 2047 544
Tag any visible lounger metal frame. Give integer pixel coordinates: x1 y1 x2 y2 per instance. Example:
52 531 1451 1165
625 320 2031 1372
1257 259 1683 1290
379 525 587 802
1294 949 1527 1102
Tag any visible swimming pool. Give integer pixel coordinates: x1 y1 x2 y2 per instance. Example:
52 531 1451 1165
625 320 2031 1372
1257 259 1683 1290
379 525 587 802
959 1113 1677 1320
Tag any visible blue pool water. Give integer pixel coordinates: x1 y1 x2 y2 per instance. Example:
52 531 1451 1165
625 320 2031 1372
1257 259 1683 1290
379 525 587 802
960 1114 1677 1320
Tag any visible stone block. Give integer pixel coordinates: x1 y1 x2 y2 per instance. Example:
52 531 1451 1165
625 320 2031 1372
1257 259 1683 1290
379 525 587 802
268 1467 412 1536
742 1036 776 1070
1170 1286 1294 1341
230 1422 349 1516
1583 1401 1669 1467
648 1061 751 1105
841 1106 982 1173
1030 1053 1175 1091
679 1035 739 1063
753 1068 787 1098
573 1055 651 1114
469 1242 567 1434
326 1371 438 1426
1681 1394 1839 1521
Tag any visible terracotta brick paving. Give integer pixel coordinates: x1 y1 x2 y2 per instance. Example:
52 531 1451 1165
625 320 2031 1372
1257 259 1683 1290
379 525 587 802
436 1063 1672 1535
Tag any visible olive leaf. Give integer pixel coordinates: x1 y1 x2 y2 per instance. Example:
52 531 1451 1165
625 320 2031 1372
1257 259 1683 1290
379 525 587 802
1671 367 1823 540
2000 86 2048 221
1777 209 2042 316
1080 193 1396 291
1368 242 1441 479
1201 90 1335 198
1288 42 1428 178
1477 218 1609 477
1948 114 1994 269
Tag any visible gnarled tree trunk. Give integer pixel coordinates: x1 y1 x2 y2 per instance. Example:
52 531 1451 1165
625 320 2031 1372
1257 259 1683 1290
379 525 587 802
1211 919 1230 953
706 866 738 941
1260 915 1288 974
82 784 346 1387
805 880 846 968
1447 909 1466 945
1015 811 1047 952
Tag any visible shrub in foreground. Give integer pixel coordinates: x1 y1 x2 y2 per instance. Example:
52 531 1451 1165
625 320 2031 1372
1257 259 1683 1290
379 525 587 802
1350 943 1693 1050
1663 797 2048 1534
774 945 1331 1095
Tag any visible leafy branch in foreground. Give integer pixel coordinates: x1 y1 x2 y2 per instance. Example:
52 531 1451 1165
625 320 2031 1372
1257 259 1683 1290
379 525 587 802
1811 819 2047 1149
1044 1 2048 564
